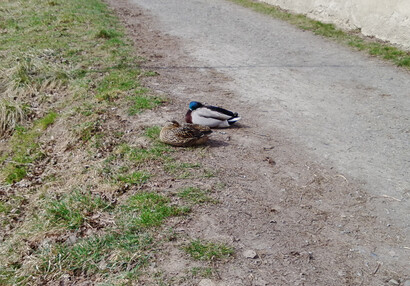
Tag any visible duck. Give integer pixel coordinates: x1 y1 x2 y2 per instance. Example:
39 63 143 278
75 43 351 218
185 101 241 128
159 120 212 147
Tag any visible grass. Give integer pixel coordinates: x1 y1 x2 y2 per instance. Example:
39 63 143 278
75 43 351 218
184 239 234 261
36 232 153 282
0 0 231 284
121 192 189 229
164 162 201 179
190 267 214 278
190 267 215 278
229 0 410 69
144 125 162 140
178 187 217 204
1 111 58 184
45 190 113 229
117 141 171 164
128 92 166 115
116 171 151 186
0 98 25 136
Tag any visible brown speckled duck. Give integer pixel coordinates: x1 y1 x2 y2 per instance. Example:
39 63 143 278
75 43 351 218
159 120 212 147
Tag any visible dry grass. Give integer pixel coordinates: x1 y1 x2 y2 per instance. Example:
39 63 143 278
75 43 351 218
0 97 25 137
0 0 232 284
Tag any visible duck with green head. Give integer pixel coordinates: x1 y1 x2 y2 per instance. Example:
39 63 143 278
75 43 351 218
185 101 241 128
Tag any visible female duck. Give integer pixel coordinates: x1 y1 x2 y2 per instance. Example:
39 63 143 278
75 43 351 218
160 120 212 147
185 101 241 128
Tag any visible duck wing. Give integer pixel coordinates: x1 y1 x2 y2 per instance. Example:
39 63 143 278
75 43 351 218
176 125 210 139
196 106 236 120
207 105 237 117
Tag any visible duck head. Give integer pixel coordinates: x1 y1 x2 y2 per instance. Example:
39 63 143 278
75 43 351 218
189 101 203 111
164 120 181 129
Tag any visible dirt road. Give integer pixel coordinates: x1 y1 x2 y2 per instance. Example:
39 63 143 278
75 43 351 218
109 0 409 284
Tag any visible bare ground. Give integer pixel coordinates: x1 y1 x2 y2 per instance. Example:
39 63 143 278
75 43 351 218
107 1 409 285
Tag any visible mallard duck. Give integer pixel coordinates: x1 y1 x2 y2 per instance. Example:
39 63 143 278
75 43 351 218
159 120 212 147
185 101 241 128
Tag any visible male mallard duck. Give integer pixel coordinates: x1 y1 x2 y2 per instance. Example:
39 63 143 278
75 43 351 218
185 101 241 128
159 120 212 147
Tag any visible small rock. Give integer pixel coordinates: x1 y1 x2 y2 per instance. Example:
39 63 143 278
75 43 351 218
198 279 216 286
388 279 399 286
243 249 258 259
66 234 77 245
98 260 107 270
264 157 276 165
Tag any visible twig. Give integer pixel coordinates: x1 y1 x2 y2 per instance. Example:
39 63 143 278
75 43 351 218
335 174 348 182
380 195 402 202
373 262 381 275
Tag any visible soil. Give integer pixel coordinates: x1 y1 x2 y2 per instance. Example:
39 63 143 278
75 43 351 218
106 0 409 285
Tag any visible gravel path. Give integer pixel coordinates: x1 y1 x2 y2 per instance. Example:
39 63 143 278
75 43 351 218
132 0 410 228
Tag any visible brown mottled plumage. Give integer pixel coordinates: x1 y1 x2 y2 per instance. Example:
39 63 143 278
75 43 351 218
159 120 212 147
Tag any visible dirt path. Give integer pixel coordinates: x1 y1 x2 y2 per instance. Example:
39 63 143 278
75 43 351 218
108 0 409 285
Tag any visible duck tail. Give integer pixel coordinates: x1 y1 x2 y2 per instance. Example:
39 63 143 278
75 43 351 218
227 116 241 125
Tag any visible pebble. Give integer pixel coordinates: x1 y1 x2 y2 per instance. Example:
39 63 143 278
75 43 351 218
403 280 410 286
198 279 216 286
388 279 399 286
66 234 77 245
243 249 258 259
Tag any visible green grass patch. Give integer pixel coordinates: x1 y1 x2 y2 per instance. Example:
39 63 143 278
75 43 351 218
122 192 189 229
37 111 58 129
117 142 171 163
178 187 217 204
75 121 101 142
116 171 151 186
96 28 122 39
45 190 113 229
229 0 410 69
1 111 58 184
144 126 161 140
184 240 234 261
96 70 141 102
38 232 152 279
128 92 166 115
0 98 26 136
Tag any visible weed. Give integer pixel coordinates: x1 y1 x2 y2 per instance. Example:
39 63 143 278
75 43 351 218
143 71 159 77
96 70 141 102
0 201 11 214
45 190 113 229
117 143 170 163
128 90 165 115
39 232 152 278
37 111 58 129
96 29 121 39
178 187 217 204
190 267 214 278
2 111 57 183
75 121 101 142
164 161 201 178
144 126 161 140
123 192 189 228
184 239 234 261
0 98 25 136
202 169 216 178
116 171 151 186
